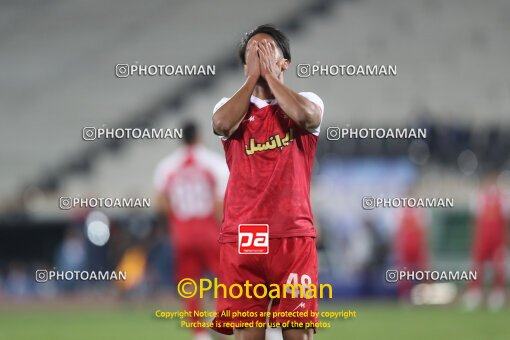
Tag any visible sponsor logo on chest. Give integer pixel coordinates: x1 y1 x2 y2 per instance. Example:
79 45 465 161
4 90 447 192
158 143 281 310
244 128 294 156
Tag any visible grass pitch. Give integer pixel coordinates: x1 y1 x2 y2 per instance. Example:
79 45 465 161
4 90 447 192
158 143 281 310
1 301 508 340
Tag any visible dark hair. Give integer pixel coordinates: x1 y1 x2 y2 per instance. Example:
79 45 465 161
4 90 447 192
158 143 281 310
182 121 198 145
238 24 291 65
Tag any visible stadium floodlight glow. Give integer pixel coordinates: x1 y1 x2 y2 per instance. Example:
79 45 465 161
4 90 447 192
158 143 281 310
457 149 478 175
85 211 110 246
408 139 430 165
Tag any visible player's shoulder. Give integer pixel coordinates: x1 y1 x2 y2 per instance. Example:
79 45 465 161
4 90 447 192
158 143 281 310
193 146 229 176
195 145 225 164
153 148 187 190
195 144 219 157
155 148 185 174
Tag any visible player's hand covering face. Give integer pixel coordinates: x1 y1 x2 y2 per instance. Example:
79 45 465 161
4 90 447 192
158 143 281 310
244 39 261 78
258 39 287 79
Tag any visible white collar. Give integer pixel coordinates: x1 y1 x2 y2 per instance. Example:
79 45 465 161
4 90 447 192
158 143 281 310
250 95 277 108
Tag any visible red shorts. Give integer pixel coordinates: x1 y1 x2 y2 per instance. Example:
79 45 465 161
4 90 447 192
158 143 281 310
211 237 318 335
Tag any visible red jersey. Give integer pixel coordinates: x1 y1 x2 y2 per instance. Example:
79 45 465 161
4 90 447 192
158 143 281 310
214 93 324 243
154 145 229 247
476 186 506 239
395 208 428 264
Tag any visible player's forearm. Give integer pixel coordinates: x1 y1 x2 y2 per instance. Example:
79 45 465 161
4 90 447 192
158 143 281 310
265 74 321 130
212 75 258 137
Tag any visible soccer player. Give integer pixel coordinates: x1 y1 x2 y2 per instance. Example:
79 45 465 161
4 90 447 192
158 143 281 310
464 172 507 311
394 207 429 300
154 121 229 340
211 25 324 340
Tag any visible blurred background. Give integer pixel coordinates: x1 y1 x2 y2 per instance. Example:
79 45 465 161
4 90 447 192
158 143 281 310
1 0 509 339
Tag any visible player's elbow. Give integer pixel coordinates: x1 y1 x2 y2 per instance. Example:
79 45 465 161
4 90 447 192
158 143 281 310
212 114 232 138
301 117 320 131
298 109 321 131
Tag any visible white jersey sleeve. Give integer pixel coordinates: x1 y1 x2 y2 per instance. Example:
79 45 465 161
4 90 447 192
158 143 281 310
212 97 230 139
213 97 229 113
